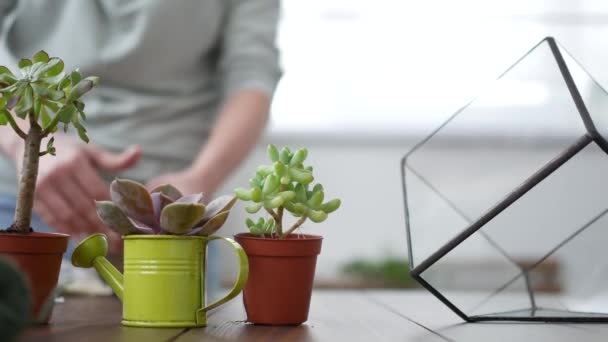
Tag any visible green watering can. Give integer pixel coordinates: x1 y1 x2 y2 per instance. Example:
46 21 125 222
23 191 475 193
72 234 248 327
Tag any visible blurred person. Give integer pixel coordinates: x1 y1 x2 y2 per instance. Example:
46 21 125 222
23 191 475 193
0 0 281 291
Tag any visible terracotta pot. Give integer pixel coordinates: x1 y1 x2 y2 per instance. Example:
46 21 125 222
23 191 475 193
0 232 69 323
234 233 322 325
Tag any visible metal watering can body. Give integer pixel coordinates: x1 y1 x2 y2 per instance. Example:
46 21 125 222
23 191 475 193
72 234 249 327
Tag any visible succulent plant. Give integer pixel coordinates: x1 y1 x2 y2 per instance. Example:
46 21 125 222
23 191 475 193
96 179 236 236
235 144 341 238
0 51 99 233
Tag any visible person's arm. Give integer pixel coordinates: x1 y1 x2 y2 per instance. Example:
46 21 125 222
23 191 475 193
147 0 282 195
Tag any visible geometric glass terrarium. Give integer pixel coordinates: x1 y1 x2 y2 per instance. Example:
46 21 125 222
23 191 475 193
401 37 608 322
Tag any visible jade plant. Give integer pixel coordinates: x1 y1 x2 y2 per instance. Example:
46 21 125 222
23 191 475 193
235 144 341 238
96 179 237 235
0 51 98 233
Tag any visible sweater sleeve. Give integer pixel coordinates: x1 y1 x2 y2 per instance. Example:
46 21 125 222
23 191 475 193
219 0 282 99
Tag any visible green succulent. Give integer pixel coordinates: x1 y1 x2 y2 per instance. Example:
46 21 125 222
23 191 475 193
235 144 341 238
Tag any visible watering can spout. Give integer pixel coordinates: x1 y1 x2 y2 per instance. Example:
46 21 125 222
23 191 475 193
72 233 124 300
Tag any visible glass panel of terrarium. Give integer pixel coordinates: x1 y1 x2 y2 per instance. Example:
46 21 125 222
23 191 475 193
480 142 608 271
557 41 608 148
419 230 527 316
404 39 587 250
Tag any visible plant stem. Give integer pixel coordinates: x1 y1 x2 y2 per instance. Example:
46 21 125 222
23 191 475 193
13 115 42 232
265 207 282 234
276 206 284 236
282 216 307 238
3 112 26 139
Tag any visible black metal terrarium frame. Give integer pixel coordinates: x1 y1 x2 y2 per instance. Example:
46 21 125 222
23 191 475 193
401 36 608 323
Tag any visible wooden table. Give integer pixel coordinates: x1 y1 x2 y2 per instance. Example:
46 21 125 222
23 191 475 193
21 290 608 342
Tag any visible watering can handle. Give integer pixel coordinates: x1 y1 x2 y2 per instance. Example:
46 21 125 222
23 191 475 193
198 236 249 315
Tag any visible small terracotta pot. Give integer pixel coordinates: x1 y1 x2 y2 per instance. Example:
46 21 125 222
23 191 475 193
234 233 322 325
0 232 69 323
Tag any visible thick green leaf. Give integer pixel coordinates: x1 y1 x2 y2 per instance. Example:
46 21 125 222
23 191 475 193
321 199 341 213
307 191 324 210
289 168 314 184
150 184 183 201
33 51 49 63
264 195 285 209
308 210 328 223
110 178 157 228
290 148 308 166
294 183 307 203
245 203 262 214
267 144 279 162
262 174 279 195
234 187 252 201
160 202 205 234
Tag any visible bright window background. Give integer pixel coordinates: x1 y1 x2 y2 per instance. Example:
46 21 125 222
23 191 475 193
269 0 608 138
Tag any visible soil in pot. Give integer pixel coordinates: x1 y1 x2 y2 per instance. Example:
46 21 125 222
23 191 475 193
0 231 69 323
234 233 322 325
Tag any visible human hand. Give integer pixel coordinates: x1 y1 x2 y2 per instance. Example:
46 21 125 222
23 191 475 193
14 134 142 236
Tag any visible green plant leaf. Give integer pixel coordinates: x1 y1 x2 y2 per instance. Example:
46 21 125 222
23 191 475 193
56 103 76 123
18 58 32 70
0 65 15 78
70 70 81 85
267 144 279 162
41 58 63 77
279 146 291 164
160 202 205 234
308 209 328 223
250 187 263 202
33 50 49 63
245 202 263 214
321 199 341 213
262 174 279 195
13 86 33 118
45 136 56 156
66 79 93 102
264 195 284 209
288 168 313 184
290 148 308 166
235 187 252 201
294 183 307 203
307 190 324 210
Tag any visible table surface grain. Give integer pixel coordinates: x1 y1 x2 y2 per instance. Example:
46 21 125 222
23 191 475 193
20 290 608 342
